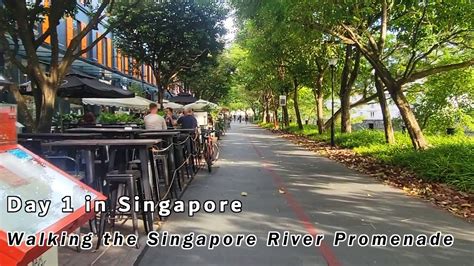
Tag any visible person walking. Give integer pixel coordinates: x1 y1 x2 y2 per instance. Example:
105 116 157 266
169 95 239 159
245 113 249 124
144 103 167 130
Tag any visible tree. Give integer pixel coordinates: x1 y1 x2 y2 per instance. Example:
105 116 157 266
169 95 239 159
180 52 234 103
311 0 474 149
339 45 360 133
412 68 474 133
110 0 226 107
0 0 123 132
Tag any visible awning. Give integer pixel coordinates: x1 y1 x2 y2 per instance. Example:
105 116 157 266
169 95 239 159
83 97 184 110
0 74 13 87
168 92 197 104
83 96 154 109
59 70 134 98
162 99 183 110
184 99 218 111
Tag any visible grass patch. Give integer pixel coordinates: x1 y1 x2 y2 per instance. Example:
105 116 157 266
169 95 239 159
280 124 474 193
258 122 276 129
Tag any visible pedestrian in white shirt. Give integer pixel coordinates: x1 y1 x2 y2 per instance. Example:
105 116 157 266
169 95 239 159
144 103 167 130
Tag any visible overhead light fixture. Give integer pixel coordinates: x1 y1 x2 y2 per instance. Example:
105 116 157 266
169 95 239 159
328 58 338 67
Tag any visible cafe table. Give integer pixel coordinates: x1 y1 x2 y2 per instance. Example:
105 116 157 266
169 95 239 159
166 128 197 134
17 133 103 154
42 139 161 231
18 133 103 141
65 127 144 139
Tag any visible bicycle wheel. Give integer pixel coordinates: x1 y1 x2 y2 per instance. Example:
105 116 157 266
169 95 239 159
203 142 212 172
212 143 220 161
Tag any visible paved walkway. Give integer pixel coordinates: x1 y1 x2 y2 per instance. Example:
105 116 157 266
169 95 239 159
137 123 473 266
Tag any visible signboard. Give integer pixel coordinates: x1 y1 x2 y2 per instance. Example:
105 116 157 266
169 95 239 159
0 104 17 145
194 111 208 127
0 145 105 265
279 95 287 106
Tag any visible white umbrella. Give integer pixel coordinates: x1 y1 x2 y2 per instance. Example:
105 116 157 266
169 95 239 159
184 99 218 111
82 96 154 110
162 99 183 110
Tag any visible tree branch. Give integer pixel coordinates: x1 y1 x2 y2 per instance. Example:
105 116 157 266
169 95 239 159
378 0 388 53
0 35 29 74
324 92 379 129
403 3 428 79
404 58 474 83
75 28 112 58
34 28 51 48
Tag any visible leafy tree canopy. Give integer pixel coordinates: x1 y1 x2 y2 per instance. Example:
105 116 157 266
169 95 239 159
110 0 227 100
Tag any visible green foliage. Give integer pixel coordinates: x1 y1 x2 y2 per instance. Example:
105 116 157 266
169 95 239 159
98 113 140 124
111 0 226 87
283 125 474 192
180 51 234 103
412 68 474 134
258 122 274 129
128 83 146 98
52 113 82 125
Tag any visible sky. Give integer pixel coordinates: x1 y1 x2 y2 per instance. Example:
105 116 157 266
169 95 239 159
223 9 237 46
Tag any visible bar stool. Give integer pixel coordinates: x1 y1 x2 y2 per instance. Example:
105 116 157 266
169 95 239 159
150 143 177 200
96 170 147 249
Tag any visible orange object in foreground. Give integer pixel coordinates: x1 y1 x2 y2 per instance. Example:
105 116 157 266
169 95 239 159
0 104 17 145
0 105 106 265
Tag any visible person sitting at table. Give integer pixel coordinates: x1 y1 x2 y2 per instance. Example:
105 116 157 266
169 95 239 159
144 103 167 130
164 107 177 129
177 107 198 129
80 112 96 126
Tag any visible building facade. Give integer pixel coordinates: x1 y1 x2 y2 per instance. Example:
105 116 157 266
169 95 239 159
0 0 158 103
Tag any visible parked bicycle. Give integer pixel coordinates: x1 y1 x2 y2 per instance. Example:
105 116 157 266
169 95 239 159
201 129 220 172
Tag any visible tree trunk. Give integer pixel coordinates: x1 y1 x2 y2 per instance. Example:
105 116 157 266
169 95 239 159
7 85 34 132
339 46 352 133
324 93 379 129
265 97 271 123
374 75 395 144
340 90 351 133
313 74 325 134
316 90 325 134
293 79 303 130
36 82 57 133
153 69 164 109
389 85 428 150
32 83 42 123
340 45 360 133
273 108 279 129
282 104 289 127
280 88 289 128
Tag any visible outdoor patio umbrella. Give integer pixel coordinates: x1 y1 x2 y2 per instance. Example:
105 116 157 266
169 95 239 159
17 70 135 99
162 99 184 110
59 70 134 99
168 92 197 104
184 99 218 111
82 96 155 110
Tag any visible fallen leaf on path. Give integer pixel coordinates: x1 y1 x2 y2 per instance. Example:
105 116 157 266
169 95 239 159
279 188 286 194
241 192 248 197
